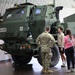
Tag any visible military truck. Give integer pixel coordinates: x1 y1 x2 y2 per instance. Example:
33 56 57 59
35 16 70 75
0 3 63 67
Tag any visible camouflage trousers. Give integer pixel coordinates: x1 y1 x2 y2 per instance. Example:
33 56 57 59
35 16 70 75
41 52 52 70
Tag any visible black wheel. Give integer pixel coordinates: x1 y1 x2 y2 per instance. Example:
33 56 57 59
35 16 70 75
37 44 60 67
12 55 32 65
50 44 60 67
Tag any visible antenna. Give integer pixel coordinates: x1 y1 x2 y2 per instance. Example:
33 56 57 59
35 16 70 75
53 0 55 8
26 0 27 3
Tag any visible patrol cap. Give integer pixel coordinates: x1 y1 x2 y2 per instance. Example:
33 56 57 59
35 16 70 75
0 39 4 45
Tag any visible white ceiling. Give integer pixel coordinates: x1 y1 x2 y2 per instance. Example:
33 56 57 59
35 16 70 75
0 0 75 22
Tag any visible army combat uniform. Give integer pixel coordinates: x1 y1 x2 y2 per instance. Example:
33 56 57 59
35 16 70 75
36 31 55 73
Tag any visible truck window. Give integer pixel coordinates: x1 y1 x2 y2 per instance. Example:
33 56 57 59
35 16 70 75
15 9 25 18
6 14 12 19
5 8 25 19
35 9 41 14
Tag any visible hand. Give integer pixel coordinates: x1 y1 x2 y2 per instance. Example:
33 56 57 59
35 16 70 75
49 53 53 58
0 45 3 49
60 48 63 51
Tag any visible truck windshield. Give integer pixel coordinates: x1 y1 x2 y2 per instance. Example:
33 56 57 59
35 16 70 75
5 8 25 19
15 9 25 18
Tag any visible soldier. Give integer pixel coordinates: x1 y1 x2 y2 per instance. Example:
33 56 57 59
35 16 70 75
0 39 4 49
36 26 55 74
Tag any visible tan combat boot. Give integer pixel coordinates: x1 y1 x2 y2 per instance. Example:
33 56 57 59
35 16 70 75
45 69 53 74
42 68 46 73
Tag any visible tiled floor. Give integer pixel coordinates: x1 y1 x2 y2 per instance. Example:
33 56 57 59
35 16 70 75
0 57 75 75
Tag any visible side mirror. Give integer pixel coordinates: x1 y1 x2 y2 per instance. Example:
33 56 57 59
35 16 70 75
55 6 63 11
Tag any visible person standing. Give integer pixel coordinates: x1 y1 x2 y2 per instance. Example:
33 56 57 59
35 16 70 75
36 26 55 74
64 29 75 72
0 39 4 49
58 26 66 67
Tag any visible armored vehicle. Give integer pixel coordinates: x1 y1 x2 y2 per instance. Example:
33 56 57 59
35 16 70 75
0 3 63 67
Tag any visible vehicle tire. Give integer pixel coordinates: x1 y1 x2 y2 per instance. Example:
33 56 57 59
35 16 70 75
12 55 32 66
50 44 60 67
37 44 60 67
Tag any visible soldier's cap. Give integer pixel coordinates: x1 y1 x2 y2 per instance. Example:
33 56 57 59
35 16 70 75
0 39 4 45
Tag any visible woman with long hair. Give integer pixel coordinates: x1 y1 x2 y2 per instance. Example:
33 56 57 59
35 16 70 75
64 28 75 72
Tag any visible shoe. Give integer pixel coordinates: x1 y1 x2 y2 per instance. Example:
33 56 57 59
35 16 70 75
61 65 66 67
45 70 53 74
61 64 66 67
42 68 46 73
71 68 75 72
66 69 71 73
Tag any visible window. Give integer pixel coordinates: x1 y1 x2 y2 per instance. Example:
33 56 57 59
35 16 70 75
35 9 41 14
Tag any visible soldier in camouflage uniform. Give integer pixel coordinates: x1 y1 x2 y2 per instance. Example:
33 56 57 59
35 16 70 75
36 26 55 73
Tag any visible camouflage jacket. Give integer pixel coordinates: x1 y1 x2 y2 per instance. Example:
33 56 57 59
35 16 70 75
36 32 55 52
